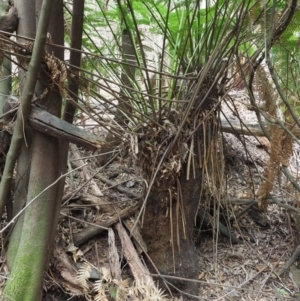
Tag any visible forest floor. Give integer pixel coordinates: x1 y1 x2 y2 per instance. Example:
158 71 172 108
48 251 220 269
197 90 300 301
42 89 300 301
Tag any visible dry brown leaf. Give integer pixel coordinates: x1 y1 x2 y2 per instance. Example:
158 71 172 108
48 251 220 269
256 137 271 152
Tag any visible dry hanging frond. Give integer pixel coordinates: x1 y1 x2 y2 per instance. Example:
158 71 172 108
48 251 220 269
44 51 67 97
13 41 33 67
12 40 67 97
255 66 276 116
233 56 248 89
281 132 294 166
256 127 283 209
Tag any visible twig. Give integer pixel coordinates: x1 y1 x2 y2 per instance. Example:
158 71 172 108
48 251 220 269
95 174 142 199
60 213 109 230
228 197 300 214
149 273 261 292
229 200 257 222
0 164 87 233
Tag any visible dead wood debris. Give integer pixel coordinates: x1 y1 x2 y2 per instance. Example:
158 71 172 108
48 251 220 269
115 222 154 286
279 245 300 277
72 202 140 246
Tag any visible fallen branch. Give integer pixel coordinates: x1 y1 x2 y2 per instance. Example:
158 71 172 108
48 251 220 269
73 203 140 246
3 106 297 154
29 106 104 150
279 245 300 276
227 197 300 214
197 209 243 244
115 222 154 285
220 118 300 138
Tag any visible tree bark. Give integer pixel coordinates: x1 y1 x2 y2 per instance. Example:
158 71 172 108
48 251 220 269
141 169 200 296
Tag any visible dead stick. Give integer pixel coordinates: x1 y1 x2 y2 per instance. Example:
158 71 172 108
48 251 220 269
115 222 154 285
279 245 300 276
73 203 140 246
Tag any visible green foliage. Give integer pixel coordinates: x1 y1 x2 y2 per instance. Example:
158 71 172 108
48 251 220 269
271 8 300 114
75 0 298 122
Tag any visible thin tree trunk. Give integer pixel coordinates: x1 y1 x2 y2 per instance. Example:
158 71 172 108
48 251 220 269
142 168 200 296
2 0 57 299
6 0 35 269
98 28 136 165
0 0 52 220
55 0 85 250
35 0 65 272
0 56 11 114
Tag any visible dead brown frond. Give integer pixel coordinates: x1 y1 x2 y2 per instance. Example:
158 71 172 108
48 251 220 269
93 272 168 301
8 39 67 97
256 123 295 210
256 127 281 209
233 56 249 90
93 267 112 301
76 262 92 293
255 65 276 115
113 279 130 301
131 107 188 189
281 133 294 166
93 280 109 301
44 51 67 97
253 63 295 209
66 243 84 262
13 40 33 67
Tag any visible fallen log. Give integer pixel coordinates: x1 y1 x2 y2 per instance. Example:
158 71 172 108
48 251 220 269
29 111 270 149
220 118 267 136
73 202 140 246
29 106 105 150
220 118 300 138
3 105 296 152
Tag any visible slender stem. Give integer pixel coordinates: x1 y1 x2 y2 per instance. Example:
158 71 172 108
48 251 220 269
0 0 54 220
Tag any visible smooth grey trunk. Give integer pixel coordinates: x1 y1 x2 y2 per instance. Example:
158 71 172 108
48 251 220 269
0 56 12 114
98 29 137 165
